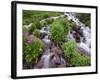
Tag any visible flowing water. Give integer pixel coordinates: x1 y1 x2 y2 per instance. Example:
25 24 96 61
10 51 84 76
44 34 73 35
65 12 91 55
36 12 91 68
39 26 51 68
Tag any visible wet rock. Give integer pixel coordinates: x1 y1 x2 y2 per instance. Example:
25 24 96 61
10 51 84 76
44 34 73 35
75 33 81 42
57 58 66 67
55 55 61 65
49 54 66 68
40 32 47 39
35 59 43 69
49 56 57 68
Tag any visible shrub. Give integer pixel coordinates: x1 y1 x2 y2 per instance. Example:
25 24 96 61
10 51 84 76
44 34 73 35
59 18 69 35
23 37 44 63
62 40 77 60
51 18 69 43
51 23 66 43
62 40 91 66
34 29 40 38
23 19 31 25
52 18 69 32
29 20 41 33
23 35 28 61
70 53 91 66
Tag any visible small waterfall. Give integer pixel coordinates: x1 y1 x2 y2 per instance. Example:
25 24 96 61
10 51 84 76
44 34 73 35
77 42 91 54
43 35 51 45
40 26 50 34
38 26 51 68
41 54 51 68
67 31 75 40
65 12 91 55
36 12 91 68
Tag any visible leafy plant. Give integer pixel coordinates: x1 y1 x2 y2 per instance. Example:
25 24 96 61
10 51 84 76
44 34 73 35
58 18 69 35
62 40 91 66
51 23 65 43
70 53 91 66
29 20 41 33
23 35 28 61
34 29 40 38
51 18 69 43
23 37 44 63
63 40 77 60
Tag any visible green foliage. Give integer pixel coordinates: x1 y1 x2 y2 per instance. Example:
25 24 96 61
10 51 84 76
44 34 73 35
23 35 28 61
41 19 54 27
51 23 65 43
23 19 32 25
63 40 77 59
41 20 49 27
70 53 91 66
58 18 69 35
23 26 29 33
34 29 40 38
33 20 41 29
23 37 44 63
51 24 65 42
23 10 63 25
62 40 91 66
30 20 41 33
51 18 69 43
76 13 91 27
